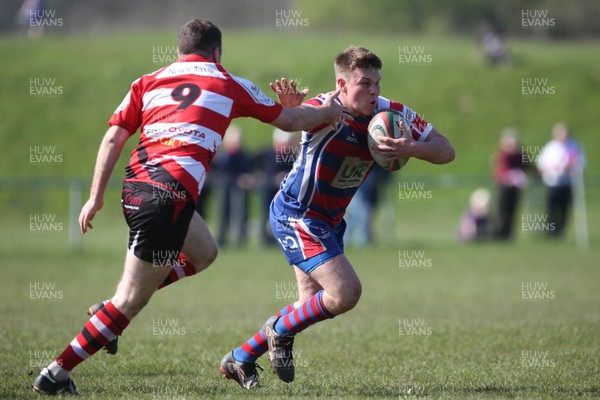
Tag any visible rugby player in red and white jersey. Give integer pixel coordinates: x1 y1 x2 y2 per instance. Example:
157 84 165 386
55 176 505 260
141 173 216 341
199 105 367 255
32 19 351 396
220 46 455 389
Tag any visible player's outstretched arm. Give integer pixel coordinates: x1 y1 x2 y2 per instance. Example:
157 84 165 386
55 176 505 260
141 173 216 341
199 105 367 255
376 126 455 165
270 89 353 132
79 125 130 234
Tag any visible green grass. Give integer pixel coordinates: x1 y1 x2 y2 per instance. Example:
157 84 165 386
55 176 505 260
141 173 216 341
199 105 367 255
0 31 599 180
1 29 599 399
1 183 599 399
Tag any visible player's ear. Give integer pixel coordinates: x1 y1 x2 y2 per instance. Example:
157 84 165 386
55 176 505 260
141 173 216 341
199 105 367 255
212 46 222 63
337 76 347 94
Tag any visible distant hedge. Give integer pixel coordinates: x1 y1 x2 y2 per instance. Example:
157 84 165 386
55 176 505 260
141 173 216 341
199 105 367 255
1 0 599 39
295 0 600 39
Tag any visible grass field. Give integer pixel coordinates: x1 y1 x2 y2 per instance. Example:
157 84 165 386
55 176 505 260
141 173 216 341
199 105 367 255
1 28 599 399
1 182 599 399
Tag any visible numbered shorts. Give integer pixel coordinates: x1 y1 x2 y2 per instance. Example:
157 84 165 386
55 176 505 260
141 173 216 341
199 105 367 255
121 181 195 265
270 194 346 274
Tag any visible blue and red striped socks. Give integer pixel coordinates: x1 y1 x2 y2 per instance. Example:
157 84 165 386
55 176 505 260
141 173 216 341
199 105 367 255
233 304 295 363
48 301 129 378
274 290 333 337
232 291 334 364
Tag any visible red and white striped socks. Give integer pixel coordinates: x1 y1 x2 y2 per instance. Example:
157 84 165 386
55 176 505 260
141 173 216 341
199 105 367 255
49 301 129 379
47 253 196 379
158 253 197 289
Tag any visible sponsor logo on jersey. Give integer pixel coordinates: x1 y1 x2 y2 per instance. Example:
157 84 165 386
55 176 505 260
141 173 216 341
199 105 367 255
147 155 164 166
330 157 373 189
346 131 359 144
156 63 226 80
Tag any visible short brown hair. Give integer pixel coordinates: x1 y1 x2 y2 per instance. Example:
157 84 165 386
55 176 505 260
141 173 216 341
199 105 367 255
334 46 382 77
178 19 222 56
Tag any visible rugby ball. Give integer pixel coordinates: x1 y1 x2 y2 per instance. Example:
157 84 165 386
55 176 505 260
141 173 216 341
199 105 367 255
367 109 410 171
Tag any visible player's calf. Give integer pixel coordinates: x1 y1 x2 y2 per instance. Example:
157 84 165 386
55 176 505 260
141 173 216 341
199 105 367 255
87 302 118 355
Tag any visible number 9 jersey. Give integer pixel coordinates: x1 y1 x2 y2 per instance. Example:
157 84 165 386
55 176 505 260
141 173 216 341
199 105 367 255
109 54 283 202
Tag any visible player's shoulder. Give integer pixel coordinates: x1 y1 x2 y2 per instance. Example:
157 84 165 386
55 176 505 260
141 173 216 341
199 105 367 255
139 64 172 82
129 65 171 91
228 73 276 106
375 96 422 122
375 95 405 112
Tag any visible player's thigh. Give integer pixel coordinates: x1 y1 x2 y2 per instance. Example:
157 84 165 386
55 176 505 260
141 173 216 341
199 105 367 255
309 253 362 302
112 250 171 319
182 211 218 269
294 266 323 303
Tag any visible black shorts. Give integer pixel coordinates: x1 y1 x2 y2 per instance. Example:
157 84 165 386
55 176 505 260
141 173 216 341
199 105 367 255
121 181 195 265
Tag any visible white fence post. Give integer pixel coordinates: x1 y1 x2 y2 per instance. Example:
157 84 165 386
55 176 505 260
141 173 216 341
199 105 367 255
69 180 83 251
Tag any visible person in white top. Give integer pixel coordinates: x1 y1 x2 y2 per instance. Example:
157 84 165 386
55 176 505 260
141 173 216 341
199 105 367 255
536 123 586 236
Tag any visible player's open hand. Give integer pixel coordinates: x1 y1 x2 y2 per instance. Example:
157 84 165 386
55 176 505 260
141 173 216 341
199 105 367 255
79 198 103 234
374 120 414 161
323 89 353 130
270 78 309 108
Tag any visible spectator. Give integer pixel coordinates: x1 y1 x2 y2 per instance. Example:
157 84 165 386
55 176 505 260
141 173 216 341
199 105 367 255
254 128 300 245
537 123 586 237
479 23 511 66
492 128 528 240
212 125 253 246
458 188 492 242
16 0 46 38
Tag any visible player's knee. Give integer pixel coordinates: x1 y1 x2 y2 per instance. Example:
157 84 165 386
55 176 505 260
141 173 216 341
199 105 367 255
331 282 362 314
187 241 218 271
343 282 362 311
